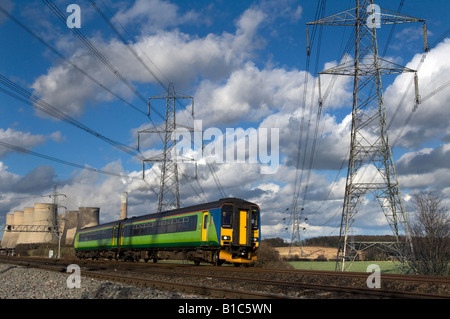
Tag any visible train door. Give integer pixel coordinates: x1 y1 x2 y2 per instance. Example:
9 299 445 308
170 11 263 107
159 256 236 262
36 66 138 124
112 226 117 246
120 225 124 246
239 210 248 246
201 211 209 242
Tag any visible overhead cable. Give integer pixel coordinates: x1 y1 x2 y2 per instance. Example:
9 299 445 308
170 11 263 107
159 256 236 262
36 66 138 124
0 140 140 180
0 75 143 161
0 5 148 118
42 0 164 121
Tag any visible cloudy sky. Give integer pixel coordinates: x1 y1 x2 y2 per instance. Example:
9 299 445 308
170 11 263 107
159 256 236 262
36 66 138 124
1 0 449 242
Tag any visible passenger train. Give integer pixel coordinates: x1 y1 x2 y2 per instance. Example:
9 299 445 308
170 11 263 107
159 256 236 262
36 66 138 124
74 198 260 265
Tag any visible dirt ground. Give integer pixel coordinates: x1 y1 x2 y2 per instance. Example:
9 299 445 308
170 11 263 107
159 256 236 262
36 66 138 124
275 246 337 260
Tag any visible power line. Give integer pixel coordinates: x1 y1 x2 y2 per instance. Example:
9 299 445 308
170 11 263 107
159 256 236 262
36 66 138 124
0 2 168 191
309 1 425 271
89 1 216 201
0 139 141 180
91 3 220 201
288 0 327 254
318 11 450 235
42 0 165 121
0 4 148 118
0 74 143 161
0 2 177 202
89 0 169 92
389 25 450 147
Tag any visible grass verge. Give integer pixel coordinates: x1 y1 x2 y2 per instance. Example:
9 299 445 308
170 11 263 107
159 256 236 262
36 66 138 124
288 260 404 273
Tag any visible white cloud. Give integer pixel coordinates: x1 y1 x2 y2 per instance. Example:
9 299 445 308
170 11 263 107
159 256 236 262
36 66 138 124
193 58 352 128
395 143 450 192
113 0 198 33
0 162 20 191
5 1 450 242
0 128 46 158
31 5 268 118
386 39 450 148
48 131 65 143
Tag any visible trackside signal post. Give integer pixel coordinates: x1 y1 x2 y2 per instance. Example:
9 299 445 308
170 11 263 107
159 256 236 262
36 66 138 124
307 0 427 271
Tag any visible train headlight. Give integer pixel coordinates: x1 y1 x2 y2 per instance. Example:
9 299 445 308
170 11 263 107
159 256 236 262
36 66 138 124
252 237 259 242
222 236 231 240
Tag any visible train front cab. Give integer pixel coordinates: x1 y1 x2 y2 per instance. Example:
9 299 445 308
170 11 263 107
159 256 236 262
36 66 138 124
219 201 260 264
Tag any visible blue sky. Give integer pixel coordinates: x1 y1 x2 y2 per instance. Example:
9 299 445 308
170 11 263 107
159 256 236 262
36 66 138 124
1 0 450 242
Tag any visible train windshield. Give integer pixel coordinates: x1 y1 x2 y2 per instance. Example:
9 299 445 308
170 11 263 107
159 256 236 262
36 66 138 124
251 207 259 230
221 204 233 228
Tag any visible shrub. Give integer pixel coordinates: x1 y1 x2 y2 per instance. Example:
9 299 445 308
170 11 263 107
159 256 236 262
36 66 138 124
254 242 293 269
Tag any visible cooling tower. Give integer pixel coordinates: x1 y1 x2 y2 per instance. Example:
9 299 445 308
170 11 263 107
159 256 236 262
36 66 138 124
17 207 33 245
78 207 99 229
1 214 14 248
7 211 24 248
28 203 54 244
62 210 78 245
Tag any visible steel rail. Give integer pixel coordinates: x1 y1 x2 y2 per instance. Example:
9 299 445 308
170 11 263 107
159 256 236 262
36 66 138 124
1 256 448 299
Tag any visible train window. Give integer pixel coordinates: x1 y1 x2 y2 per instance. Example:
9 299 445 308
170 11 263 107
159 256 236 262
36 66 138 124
79 228 113 242
167 219 177 233
111 216 199 237
203 214 208 229
123 225 132 237
251 208 259 230
133 224 142 236
222 204 233 228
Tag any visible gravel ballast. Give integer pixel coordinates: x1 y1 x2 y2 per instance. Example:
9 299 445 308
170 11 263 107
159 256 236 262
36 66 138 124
0 263 203 299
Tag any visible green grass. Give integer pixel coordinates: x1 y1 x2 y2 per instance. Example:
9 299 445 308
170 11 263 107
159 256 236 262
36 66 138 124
288 261 404 274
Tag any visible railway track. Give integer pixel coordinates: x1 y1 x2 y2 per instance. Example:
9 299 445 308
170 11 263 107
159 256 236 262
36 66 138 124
0 256 449 299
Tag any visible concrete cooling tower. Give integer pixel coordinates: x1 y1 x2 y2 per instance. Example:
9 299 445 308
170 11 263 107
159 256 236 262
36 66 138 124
77 207 100 229
27 203 55 244
1 214 14 248
8 211 24 248
62 210 78 245
17 207 34 245
2 203 101 248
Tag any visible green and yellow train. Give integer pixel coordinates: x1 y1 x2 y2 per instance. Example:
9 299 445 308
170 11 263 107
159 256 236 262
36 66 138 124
74 198 260 265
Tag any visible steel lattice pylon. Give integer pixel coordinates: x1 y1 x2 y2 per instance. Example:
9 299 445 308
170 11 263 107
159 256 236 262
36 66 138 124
308 0 426 271
138 82 193 213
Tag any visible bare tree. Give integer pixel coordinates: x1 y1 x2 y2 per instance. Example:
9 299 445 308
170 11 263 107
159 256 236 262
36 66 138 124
409 192 450 276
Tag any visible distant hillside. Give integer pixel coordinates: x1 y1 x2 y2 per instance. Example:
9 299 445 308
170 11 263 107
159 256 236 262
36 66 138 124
264 235 403 248
275 246 336 261
264 235 408 261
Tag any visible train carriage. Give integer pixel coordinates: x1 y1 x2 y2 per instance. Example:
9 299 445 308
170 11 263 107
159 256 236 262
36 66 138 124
74 198 260 265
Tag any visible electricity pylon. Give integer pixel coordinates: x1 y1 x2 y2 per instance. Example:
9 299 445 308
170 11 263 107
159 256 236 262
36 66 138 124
307 0 426 271
288 206 305 256
138 82 194 213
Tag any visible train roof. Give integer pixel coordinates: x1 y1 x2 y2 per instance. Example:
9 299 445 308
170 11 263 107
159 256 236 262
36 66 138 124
76 198 258 233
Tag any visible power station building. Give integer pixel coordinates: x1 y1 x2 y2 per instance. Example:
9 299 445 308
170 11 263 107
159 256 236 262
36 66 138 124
1 203 100 249
1 192 129 250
